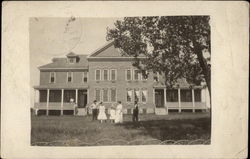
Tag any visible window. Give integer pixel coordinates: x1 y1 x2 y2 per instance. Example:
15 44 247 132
50 72 56 83
67 72 73 82
103 89 109 102
69 58 74 63
180 89 192 102
110 69 117 81
141 89 148 103
39 90 47 102
134 89 140 102
194 89 201 102
83 71 88 83
126 69 132 81
110 88 116 102
166 90 178 102
141 71 148 81
95 89 101 102
154 72 159 82
63 90 75 103
126 89 133 102
103 69 109 81
134 70 140 81
95 69 101 81
49 90 61 102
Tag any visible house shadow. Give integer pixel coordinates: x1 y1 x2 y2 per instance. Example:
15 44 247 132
119 118 211 141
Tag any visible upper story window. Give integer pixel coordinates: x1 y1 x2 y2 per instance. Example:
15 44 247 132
110 69 117 81
50 72 56 83
141 71 148 81
82 71 88 83
68 58 75 64
67 72 73 83
95 69 101 81
103 69 109 81
134 70 140 81
154 72 160 82
126 69 132 81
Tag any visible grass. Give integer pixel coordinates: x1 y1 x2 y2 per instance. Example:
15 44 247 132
31 113 211 146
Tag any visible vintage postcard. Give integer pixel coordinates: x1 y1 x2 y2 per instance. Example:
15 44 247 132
1 1 248 158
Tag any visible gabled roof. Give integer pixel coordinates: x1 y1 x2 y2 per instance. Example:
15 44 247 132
39 55 88 70
66 52 78 57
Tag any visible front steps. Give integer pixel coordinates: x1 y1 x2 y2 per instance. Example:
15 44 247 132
155 108 168 115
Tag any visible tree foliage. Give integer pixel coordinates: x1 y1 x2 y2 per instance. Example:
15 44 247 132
107 16 211 95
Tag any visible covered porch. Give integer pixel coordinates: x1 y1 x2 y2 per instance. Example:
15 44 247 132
34 86 89 115
153 85 209 115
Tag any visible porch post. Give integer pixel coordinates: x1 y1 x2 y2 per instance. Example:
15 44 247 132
178 88 181 113
61 89 64 115
75 89 78 115
46 89 50 116
153 88 155 106
164 88 168 114
34 89 38 115
192 88 195 113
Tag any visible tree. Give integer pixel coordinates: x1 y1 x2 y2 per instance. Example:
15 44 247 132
106 16 211 96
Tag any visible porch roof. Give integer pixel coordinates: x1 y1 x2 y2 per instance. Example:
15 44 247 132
34 83 89 90
153 79 206 89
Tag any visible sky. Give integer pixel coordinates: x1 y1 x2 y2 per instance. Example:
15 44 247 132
30 17 120 105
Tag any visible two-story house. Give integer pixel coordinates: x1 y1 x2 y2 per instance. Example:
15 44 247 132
33 42 210 115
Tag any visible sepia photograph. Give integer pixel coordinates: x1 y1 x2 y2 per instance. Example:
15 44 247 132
30 16 211 146
2 1 248 158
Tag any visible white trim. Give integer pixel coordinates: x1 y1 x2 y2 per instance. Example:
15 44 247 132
141 89 148 103
103 69 109 81
125 69 132 81
126 89 133 103
82 71 88 83
141 71 148 81
67 72 73 83
134 89 140 102
95 88 102 102
110 69 117 81
49 72 56 83
95 69 101 81
102 88 109 102
40 68 87 70
110 88 117 102
133 69 140 81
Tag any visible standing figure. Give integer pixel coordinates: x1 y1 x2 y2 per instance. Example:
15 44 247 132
91 100 98 121
115 101 123 123
97 102 107 123
132 101 139 122
109 105 116 123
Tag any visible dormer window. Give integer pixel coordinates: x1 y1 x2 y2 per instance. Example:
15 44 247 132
66 52 78 64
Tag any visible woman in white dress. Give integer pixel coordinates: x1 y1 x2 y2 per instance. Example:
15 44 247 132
109 106 116 123
97 102 107 123
115 101 123 124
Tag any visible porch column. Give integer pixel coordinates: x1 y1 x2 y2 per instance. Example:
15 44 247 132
46 89 50 116
87 89 89 105
75 89 78 115
192 89 195 113
34 89 38 115
164 88 168 114
178 88 181 113
153 88 155 107
61 89 64 115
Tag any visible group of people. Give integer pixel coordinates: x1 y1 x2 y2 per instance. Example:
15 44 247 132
87 100 139 123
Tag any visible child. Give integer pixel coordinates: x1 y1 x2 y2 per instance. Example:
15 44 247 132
97 102 107 123
109 106 116 123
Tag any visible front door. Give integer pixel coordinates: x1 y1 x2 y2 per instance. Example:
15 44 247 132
155 89 164 108
78 90 87 108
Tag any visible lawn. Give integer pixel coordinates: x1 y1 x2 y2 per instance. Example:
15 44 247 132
31 113 211 146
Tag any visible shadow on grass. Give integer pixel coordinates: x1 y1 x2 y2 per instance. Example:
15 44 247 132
119 117 211 141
